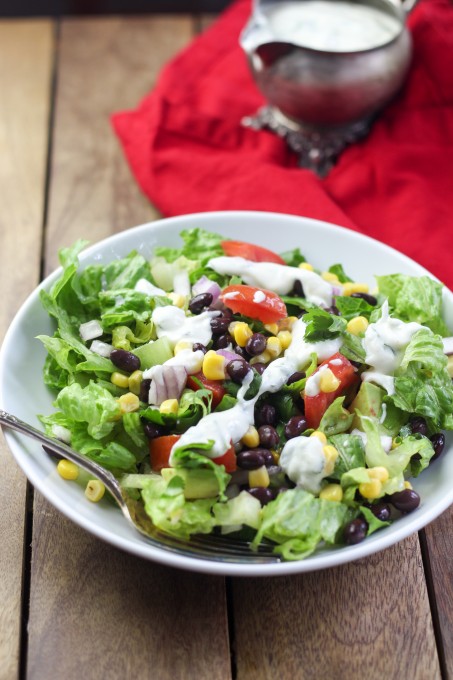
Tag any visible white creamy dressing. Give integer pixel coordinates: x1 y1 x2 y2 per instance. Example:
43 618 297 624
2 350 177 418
264 1 401 53
350 428 393 453
207 256 334 307
279 436 327 494
151 306 219 348
170 317 341 488
361 302 422 395
304 364 330 397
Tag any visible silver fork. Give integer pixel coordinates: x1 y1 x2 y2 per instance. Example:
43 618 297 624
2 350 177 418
0 410 280 564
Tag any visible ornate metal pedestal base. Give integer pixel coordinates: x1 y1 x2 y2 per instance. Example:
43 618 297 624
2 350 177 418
242 106 371 177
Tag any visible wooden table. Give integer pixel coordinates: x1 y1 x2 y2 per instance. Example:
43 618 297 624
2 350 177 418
1 14 452 680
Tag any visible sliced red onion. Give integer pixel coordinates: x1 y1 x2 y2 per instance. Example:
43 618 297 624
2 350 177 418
90 340 114 357
173 270 191 297
148 365 187 405
331 285 343 297
442 337 453 355
79 319 103 341
216 348 243 364
192 275 221 303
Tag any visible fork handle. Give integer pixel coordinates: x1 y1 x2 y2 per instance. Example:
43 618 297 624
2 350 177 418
0 409 125 508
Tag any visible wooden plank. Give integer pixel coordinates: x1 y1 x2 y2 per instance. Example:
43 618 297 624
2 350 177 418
0 19 54 680
233 537 441 679
27 16 231 680
44 16 195 274
423 510 453 675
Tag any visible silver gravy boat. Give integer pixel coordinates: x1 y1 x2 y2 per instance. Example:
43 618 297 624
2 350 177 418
240 0 417 174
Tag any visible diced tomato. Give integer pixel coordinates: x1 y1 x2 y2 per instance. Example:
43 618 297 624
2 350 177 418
304 353 358 430
221 240 286 265
187 372 226 409
149 434 181 472
220 284 287 324
213 442 237 473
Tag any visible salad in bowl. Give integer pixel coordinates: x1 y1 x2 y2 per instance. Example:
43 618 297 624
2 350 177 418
35 225 453 562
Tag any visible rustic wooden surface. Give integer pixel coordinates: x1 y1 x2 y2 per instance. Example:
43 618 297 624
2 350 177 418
0 14 451 680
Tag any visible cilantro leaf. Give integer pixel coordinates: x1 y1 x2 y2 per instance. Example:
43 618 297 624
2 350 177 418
303 308 346 342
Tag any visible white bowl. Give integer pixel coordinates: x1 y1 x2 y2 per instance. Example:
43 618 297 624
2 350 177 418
1 211 452 576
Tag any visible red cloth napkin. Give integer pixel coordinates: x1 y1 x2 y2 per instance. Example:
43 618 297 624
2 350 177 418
112 0 453 290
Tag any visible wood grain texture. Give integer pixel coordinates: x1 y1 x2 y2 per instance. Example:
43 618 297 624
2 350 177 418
233 538 441 680
424 511 453 675
0 19 54 680
44 16 195 273
28 15 231 680
28 496 231 680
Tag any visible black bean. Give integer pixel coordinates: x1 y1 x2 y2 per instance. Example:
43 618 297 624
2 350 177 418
351 292 378 306
430 432 445 461
284 415 307 439
142 421 165 440
237 449 266 470
258 425 279 449
233 345 249 359
212 334 230 350
210 317 231 335
252 362 266 375
389 489 420 513
193 343 208 354
409 416 428 436
227 358 250 383
246 333 267 356
261 450 276 467
139 378 151 403
369 502 392 522
189 292 213 314
292 279 305 297
110 348 141 373
247 487 276 505
343 518 368 545
255 404 277 427
286 371 305 386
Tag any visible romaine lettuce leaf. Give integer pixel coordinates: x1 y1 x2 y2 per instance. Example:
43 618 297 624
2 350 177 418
328 433 366 479
55 381 121 439
251 488 352 560
376 274 449 336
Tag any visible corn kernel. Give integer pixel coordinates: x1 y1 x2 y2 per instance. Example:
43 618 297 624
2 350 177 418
264 322 279 335
128 370 143 395
346 316 369 335
310 430 327 444
404 480 413 490
342 282 370 296
359 479 382 500
299 262 314 271
250 350 272 366
202 350 226 380
233 322 253 347
319 368 341 393
174 340 193 355
168 292 185 308
85 479 106 503
270 449 280 464
241 425 260 448
266 336 282 358
368 466 390 483
278 316 297 331
321 271 340 283
160 399 179 415
323 445 339 475
277 330 292 350
319 484 343 502
118 392 140 414
111 371 129 389
248 466 270 488
57 459 79 481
